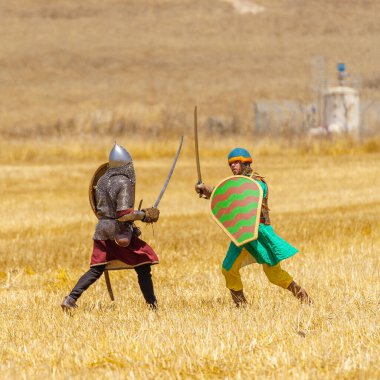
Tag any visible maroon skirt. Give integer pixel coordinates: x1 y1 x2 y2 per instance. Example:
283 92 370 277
90 235 159 268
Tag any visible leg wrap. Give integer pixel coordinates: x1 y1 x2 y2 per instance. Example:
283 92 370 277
230 289 248 307
69 265 106 300
287 281 313 304
134 264 157 306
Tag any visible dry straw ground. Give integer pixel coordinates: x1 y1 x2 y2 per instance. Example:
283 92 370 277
0 0 379 379
0 141 379 379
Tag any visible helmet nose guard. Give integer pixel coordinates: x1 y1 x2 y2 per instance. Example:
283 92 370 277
109 142 132 167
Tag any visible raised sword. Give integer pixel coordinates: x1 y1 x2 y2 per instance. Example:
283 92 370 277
194 106 207 198
153 135 184 208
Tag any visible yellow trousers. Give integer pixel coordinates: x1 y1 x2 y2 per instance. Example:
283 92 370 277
221 249 293 291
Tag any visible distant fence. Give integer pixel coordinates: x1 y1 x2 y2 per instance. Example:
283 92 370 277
252 101 311 135
252 100 380 136
360 100 380 136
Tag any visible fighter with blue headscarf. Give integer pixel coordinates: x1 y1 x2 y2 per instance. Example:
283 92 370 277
196 148 313 306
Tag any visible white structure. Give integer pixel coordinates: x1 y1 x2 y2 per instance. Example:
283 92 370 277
323 86 360 135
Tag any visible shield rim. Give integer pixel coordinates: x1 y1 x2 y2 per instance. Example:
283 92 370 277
209 175 263 247
89 162 109 219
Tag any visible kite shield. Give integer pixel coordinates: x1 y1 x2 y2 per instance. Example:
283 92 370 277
89 162 108 218
210 175 263 247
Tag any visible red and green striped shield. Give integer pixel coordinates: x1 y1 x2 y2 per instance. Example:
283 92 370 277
210 176 263 247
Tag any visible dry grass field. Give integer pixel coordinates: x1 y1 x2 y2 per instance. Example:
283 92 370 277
0 141 379 379
1 0 380 136
1 0 379 379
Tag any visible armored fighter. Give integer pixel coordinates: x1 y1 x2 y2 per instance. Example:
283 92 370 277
195 148 313 307
61 143 160 311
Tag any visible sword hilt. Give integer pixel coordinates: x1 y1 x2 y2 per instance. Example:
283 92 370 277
196 180 208 199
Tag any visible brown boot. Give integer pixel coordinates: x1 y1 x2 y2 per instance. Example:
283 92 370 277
61 295 78 312
287 281 313 304
230 289 248 307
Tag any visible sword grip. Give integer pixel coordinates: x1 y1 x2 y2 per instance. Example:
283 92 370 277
195 181 210 199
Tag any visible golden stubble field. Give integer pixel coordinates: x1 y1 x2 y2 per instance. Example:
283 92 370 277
0 140 379 379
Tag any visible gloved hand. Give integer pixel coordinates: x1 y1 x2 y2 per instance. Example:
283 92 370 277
142 207 160 223
194 183 214 199
194 183 202 194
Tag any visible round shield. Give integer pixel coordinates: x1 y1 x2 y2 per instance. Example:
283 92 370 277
210 175 263 247
88 162 108 218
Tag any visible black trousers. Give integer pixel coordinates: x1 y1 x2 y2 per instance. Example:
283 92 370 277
69 264 157 306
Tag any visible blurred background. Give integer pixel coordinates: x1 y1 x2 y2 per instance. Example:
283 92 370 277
1 0 380 144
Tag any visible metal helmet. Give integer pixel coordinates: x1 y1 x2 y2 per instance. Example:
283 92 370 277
109 142 132 168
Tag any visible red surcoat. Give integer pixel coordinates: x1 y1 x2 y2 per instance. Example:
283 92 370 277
90 235 159 268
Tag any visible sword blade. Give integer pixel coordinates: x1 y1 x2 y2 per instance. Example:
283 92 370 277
153 136 184 208
194 105 202 184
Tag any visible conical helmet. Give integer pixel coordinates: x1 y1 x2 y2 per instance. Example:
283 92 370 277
109 142 133 168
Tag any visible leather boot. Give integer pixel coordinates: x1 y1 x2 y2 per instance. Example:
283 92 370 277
61 295 78 311
147 301 158 311
230 289 248 307
287 281 313 304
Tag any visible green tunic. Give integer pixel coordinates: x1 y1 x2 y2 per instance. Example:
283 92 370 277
222 180 298 271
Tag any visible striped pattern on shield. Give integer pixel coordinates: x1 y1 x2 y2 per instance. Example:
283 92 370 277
210 176 263 247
